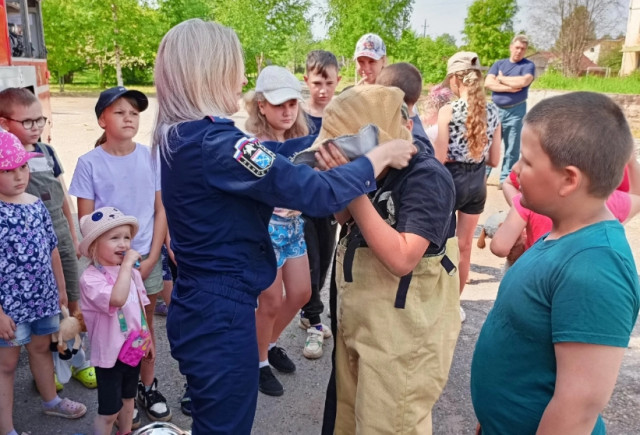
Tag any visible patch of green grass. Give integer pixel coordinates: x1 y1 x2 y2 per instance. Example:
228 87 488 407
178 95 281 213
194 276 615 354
50 70 156 96
531 72 640 95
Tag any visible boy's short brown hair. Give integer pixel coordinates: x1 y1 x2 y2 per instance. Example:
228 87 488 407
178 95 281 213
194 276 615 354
524 91 632 198
375 62 422 106
306 50 339 79
0 87 38 118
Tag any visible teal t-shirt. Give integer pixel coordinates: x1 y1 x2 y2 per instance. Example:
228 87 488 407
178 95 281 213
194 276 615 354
471 220 639 435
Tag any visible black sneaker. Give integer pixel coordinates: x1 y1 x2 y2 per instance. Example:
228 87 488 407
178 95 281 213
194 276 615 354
268 346 296 373
137 378 172 422
259 366 284 396
115 405 140 430
132 404 141 429
180 383 192 416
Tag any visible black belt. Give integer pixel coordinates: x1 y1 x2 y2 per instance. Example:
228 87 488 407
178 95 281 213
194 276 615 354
342 234 457 309
497 100 526 109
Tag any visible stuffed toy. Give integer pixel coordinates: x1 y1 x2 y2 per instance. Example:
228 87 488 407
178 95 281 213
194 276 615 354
50 305 82 360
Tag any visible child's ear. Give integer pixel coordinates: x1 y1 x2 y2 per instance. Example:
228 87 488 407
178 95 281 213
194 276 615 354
558 165 581 197
0 117 10 130
97 115 107 129
303 75 309 83
337 75 342 83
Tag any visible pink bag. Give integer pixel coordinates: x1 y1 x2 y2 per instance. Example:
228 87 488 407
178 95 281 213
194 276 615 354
118 325 151 367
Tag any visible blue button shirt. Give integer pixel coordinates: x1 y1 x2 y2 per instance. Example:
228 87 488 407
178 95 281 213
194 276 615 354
161 117 376 300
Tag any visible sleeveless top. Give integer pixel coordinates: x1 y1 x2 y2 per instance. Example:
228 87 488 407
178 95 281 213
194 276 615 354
446 99 500 164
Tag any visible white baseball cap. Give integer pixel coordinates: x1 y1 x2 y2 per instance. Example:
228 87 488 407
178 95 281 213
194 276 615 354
353 33 386 60
255 66 302 105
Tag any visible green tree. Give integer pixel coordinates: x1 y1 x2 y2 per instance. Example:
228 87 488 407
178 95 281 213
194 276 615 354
214 0 313 80
325 0 414 62
554 5 596 76
157 0 215 28
462 0 517 66
83 0 163 87
42 0 90 91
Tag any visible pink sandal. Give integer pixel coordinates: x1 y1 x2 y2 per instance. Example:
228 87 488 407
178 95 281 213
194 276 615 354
43 397 87 419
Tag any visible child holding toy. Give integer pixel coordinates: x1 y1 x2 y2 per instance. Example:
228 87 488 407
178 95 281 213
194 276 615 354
78 206 151 435
0 131 86 435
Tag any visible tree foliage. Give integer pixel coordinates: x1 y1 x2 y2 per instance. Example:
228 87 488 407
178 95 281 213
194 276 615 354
42 0 89 90
527 0 626 76
325 0 413 62
554 5 596 76
213 0 313 80
462 0 517 66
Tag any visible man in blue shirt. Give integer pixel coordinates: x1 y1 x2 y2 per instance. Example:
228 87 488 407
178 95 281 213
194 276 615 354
485 34 535 185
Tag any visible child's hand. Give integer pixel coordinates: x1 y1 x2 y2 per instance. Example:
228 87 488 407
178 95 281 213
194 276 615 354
145 340 155 360
138 258 154 280
122 249 142 268
58 287 68 308
0 312 16 341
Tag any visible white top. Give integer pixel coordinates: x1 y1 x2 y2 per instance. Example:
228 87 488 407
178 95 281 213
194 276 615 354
69 144 160 254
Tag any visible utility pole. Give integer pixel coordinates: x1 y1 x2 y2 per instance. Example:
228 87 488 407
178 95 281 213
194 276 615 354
422 19 428 38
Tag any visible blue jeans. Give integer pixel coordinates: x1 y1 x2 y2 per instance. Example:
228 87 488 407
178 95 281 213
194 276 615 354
488 102 527 182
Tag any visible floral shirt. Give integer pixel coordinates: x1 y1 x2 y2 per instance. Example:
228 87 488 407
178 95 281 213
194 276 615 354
0 199 60 324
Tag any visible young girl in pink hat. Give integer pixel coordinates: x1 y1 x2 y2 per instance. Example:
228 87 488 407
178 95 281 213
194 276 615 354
0 131 86 435
78 206 151 435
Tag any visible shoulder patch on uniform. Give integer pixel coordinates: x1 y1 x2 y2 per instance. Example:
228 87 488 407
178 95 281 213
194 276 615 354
233 137 275 177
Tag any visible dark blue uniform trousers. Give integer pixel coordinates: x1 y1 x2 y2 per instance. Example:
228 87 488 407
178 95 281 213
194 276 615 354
167 279 258 435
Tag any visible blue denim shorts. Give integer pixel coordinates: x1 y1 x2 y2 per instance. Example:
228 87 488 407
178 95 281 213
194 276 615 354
0 314 60 347
269 215 307 268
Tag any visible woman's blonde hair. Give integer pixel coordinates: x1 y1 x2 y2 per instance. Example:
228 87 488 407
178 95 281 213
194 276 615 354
454 69 487 160
244 91 309 141
153 19 245 157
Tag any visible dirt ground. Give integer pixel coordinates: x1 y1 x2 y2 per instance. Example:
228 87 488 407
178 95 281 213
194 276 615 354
10 96 640 434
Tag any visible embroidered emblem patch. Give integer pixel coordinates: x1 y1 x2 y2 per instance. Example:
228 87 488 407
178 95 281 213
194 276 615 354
233 137 275 177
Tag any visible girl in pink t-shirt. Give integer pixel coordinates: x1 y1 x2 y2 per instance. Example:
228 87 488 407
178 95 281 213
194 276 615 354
492 155 640 260
78 207 151 435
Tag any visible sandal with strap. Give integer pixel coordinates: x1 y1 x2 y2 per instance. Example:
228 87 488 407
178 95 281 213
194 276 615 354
43 397 87 419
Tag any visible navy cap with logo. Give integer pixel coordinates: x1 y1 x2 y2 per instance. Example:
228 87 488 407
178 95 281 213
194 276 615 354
95 86 149 119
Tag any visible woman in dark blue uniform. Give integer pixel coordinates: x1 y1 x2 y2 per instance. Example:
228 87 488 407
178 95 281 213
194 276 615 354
152 19 417 435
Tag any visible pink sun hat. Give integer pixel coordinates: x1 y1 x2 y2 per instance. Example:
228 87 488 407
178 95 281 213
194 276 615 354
0 131 43 170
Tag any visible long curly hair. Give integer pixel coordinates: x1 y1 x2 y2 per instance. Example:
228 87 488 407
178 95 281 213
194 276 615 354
244 91 309 141
454 69 487 161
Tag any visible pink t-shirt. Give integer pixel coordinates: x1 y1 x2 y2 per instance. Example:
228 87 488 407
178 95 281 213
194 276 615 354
513 191 631 249
79 265 150 368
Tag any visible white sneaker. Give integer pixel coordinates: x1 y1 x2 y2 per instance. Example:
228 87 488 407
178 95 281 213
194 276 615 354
298 317 332 338
460 306 466 323
303 327 324 359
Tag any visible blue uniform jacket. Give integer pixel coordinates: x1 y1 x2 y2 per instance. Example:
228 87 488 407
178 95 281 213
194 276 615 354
161 117 376 302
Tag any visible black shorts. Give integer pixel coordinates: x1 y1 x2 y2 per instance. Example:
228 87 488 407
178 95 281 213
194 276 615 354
95 360 141 416
446 161 487 215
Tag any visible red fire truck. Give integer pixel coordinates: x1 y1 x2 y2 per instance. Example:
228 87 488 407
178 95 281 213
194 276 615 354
0 0 51 141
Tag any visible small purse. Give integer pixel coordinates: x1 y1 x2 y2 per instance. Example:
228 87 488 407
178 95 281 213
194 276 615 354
117 304 151 367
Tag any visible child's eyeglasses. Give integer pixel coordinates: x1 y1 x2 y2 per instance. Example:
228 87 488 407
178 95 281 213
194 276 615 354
6 116 48 130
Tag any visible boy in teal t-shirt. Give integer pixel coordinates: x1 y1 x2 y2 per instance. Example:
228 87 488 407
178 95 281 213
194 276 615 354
471 92 640 434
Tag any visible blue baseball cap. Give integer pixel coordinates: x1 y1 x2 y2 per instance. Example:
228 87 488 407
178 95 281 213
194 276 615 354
95 86 149 119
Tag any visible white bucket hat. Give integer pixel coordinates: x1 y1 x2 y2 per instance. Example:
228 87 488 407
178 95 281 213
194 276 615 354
78 207 139 258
